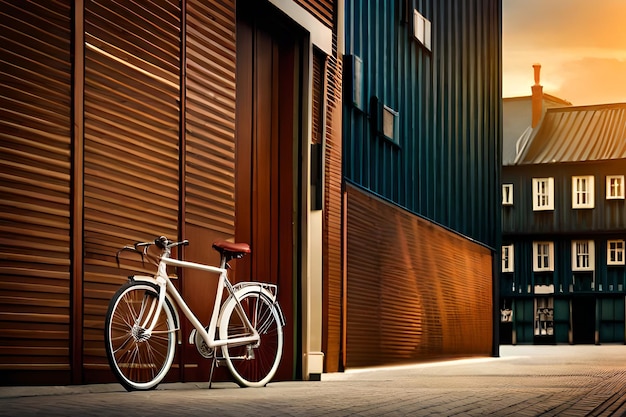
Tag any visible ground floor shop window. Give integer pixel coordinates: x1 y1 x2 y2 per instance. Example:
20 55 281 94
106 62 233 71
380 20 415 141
572 272 595 292
534 297 554 340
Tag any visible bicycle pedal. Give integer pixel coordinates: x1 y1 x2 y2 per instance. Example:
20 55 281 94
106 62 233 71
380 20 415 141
246 345 255 360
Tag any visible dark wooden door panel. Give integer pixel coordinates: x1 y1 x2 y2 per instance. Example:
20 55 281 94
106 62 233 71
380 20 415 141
236 2 301 380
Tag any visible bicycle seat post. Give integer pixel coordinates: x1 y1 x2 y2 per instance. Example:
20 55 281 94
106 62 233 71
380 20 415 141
219 253 228 270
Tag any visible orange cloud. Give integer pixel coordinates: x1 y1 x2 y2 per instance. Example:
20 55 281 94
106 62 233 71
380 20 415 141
503 0 626 105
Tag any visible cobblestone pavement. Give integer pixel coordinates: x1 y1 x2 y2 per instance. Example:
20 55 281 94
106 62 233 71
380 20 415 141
2 345 626 416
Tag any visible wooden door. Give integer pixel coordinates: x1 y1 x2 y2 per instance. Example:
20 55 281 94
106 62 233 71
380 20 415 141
236 1 302 381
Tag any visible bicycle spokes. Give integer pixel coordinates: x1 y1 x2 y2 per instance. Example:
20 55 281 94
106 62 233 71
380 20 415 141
220 290 283 387
106 237 284 390
105 282 176 391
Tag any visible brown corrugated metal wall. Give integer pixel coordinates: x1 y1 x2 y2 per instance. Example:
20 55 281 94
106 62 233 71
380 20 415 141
293 0 333 28
82 0 182 380
346 184 492 367
0 0 339 385
0 1 73 384
185 0 236 237
321 52 344 372
181 0 237 382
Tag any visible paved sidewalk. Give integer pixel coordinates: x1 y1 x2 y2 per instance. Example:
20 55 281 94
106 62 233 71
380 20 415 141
2 345 626 416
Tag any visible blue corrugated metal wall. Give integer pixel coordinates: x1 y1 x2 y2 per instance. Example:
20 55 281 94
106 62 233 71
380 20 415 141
343 0 502 248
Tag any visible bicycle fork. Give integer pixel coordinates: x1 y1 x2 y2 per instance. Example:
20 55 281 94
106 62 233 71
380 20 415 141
136 266 170 339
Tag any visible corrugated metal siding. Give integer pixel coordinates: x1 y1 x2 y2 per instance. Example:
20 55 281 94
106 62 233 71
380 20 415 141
0 0 73 379
82 0 181 376
179 0 237 382
321 50 344 372
346 184 492 367
1 0 341 385
185 0 236 234
293 0 333 28
312 53 323 145
344 0 501 248
520 104 626 164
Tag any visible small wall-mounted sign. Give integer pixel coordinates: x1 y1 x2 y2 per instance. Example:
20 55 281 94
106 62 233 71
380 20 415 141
343 54 363 110
413 9 431 51
382 105 399 144
369 96 400 146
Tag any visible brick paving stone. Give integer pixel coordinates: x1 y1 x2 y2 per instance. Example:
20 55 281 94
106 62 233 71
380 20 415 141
2 346 626 416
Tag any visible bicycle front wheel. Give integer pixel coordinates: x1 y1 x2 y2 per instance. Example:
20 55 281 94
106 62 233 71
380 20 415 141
219 289 283 387
104 281 177 391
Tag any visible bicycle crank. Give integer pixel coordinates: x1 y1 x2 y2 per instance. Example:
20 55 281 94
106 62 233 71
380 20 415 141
190 327 214 358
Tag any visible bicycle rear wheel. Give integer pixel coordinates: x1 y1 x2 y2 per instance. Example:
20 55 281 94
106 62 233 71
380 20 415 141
104 281 177 391
219 289 283 387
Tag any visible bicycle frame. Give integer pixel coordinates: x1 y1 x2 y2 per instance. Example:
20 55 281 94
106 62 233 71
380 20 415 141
135 254 260 350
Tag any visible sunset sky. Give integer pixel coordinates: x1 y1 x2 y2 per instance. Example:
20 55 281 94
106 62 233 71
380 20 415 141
502 0 626 105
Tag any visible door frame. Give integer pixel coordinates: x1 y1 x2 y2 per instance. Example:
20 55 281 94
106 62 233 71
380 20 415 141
235 0 332 380
266 0 332 381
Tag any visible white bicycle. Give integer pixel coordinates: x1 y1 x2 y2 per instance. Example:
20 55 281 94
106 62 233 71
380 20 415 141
104 236 285 390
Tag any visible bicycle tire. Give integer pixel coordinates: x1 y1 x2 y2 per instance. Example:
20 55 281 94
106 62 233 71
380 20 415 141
104 280 177 391
219 288 283 387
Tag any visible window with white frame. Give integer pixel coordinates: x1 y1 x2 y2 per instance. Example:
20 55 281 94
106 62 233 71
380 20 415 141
502 184 513 205
572 240 595 271
502 244 514 272
413 9 432 51
608 240 625 265
572 176 595 208
606 175 625 199
532 178 554 211
533 241 554 271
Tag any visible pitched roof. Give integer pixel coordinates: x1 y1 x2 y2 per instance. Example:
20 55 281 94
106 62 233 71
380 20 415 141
516 103 626 164
502 95 572 165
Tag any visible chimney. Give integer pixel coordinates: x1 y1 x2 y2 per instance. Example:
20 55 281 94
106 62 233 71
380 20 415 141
531 64 543 128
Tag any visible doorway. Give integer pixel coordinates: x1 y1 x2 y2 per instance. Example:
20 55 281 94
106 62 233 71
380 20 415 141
235 0 305 380
572 297 596 344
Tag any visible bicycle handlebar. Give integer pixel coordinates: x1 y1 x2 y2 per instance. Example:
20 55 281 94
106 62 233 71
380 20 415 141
154 236 189 250
116 237 189 268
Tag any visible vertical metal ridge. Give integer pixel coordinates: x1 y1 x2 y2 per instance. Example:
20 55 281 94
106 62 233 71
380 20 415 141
71 0 85 384
343 0 501 247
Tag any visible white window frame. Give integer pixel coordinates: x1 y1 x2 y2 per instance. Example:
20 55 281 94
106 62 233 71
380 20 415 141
572 175 595 209
607 240 625 265
502 244 514 272
572 240 595 271
533 241 554 272
502 184 513 205
532 177 554 211
606 175 625 199
413 9 432 51
382 105 399 144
